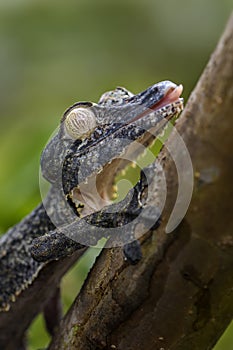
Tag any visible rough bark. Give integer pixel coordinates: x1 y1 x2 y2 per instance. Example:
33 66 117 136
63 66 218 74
48 13 233 350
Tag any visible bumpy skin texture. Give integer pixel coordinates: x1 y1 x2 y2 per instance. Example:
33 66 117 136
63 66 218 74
31 162 162 265
31 81 183 263
0 81 183 333
0 204 53 310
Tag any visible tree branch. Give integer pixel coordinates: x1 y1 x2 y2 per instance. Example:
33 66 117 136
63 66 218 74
0 248 87 350
48 12 233 350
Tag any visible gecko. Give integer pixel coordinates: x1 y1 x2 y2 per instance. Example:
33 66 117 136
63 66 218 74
0 81 183 349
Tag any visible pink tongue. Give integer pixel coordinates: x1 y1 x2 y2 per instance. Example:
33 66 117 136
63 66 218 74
152 84 183 111
129 84 183 123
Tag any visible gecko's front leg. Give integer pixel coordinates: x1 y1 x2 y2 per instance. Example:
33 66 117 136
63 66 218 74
31 162 162 264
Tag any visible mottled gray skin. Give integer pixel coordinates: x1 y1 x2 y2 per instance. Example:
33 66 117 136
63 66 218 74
0 204 53 311
31 162 162 265
32 81 183 261
0 81 183 323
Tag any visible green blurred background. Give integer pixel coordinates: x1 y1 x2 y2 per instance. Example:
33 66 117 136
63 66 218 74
0 0 232 348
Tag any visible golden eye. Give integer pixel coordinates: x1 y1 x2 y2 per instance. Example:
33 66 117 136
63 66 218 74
65 108 96 139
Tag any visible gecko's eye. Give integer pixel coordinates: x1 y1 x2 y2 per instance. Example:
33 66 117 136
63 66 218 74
65 107 97 140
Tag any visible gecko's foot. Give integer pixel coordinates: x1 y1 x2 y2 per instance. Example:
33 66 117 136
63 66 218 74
30 231 84 262
122 207 161 265
123 240 142 265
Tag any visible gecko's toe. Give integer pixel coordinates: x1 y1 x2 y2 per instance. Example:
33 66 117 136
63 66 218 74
123 240 142 265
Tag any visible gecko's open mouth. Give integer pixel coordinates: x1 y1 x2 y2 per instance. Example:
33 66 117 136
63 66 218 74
130 84 183 123
63 82 184 218
152 84 183 110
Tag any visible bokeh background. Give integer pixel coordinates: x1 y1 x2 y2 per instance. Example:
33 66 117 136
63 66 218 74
0 1 232 348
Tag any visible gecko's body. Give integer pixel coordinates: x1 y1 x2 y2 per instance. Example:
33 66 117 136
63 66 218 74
0 81 183 349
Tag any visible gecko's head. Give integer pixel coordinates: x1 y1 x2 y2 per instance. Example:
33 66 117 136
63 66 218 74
62 82 183 141
41 81 183 217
